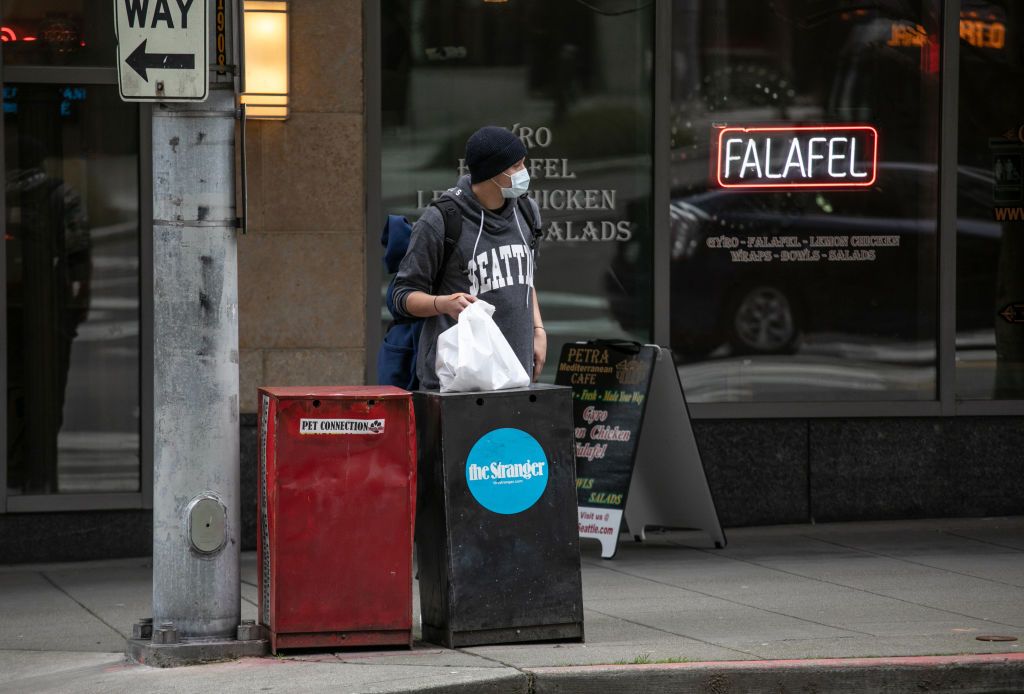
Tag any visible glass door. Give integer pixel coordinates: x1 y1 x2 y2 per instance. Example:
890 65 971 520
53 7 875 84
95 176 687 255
2 0 144 509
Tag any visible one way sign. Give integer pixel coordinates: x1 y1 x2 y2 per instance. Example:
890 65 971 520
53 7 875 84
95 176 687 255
115 0 209 101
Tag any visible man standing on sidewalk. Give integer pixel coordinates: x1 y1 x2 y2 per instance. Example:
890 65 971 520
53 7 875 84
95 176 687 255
392 126 546 389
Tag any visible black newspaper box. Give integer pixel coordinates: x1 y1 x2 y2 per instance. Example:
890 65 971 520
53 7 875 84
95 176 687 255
414 384 584 648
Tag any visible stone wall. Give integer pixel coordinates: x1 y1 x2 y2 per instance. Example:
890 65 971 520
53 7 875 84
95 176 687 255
692 417 1024 527
238 0 366 413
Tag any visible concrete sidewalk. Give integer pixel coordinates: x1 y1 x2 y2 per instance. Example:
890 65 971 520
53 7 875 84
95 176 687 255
1 517 1023 693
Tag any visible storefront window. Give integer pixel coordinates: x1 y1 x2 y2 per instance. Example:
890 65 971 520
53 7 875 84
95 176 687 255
0 1 117 68
955 0 1024 400
665 0 941 402
380 0 655 376
5 84 141 495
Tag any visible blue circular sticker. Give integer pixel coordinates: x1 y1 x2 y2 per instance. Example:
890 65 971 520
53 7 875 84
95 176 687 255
465 428 549 515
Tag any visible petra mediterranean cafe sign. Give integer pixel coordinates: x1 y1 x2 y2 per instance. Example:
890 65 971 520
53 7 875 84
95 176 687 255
715 125 878 190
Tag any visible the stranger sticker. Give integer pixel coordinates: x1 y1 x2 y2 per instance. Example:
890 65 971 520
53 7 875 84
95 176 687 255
465 428 549 515
299 419 385 435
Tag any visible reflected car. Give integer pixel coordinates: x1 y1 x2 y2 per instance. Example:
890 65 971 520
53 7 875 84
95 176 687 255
609 164 1002 358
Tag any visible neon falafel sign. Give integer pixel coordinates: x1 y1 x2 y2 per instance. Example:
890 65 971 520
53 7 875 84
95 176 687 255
715 125 878 189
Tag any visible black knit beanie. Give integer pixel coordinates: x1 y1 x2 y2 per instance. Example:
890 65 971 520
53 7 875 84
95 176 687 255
465 126 528 183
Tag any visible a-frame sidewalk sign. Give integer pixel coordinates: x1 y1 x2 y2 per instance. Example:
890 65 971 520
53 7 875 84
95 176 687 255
555 341 725 558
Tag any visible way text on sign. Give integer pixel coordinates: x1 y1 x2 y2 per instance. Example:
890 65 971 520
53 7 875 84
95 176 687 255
715 125 878 190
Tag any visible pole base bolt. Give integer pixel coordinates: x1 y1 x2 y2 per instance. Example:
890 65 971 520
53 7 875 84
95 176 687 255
152 622 179 645
132 618 154 640
237 621 264 641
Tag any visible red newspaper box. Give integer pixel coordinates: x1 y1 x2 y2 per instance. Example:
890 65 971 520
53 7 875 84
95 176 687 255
257 386 416 652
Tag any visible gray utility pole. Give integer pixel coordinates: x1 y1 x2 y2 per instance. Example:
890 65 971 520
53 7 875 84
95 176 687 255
128 84 265 666
122 0 266 666
151 86 240 638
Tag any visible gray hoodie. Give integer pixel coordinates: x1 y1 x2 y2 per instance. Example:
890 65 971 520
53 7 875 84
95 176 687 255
392 175 541 390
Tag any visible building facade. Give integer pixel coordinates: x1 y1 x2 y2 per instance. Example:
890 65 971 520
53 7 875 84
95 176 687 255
2 0 1022 562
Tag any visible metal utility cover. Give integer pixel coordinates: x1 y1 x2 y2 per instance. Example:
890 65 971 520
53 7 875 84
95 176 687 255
114 0 209 102
188 496 227 554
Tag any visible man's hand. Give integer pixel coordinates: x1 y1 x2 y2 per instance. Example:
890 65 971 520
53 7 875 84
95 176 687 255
435 292 476 319
532 327 547 381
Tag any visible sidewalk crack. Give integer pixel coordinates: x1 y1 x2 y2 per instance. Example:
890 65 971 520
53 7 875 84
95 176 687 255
39 572 129 640
454 651 536 691
585 558 876 638
805 534 1024 590
941 529 1024 556
582 604 763 659
704 542 1023 630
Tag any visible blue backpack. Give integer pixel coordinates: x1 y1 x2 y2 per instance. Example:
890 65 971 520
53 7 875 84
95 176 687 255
376 197 541 390
376 199 463 390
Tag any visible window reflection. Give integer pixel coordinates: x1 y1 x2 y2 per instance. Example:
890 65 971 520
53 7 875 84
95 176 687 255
955 0 1024 400
1 1 116 67
381 0 655 376
5 84 140 495
652 0 941 402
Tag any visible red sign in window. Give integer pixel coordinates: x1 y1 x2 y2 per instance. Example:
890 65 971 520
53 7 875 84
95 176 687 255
715 125 878 190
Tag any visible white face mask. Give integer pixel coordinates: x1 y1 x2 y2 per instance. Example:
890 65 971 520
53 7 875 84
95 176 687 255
497 168 530 199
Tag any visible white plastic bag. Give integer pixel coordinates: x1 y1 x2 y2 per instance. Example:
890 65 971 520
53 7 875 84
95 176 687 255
435 300 530 393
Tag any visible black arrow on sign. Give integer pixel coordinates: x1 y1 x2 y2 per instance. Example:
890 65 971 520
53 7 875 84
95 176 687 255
125 39 195 82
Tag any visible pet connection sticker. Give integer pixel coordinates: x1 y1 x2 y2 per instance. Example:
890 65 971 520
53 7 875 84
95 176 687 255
465 428 549 515
299 419 385 435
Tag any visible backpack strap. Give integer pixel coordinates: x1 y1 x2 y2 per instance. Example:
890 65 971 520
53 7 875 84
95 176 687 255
515 196 543 249
429 197 463 294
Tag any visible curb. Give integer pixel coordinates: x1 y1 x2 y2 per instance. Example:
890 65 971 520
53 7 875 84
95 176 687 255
526 653 1024 693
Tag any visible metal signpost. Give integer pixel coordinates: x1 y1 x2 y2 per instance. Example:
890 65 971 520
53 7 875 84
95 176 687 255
117 0 266 665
